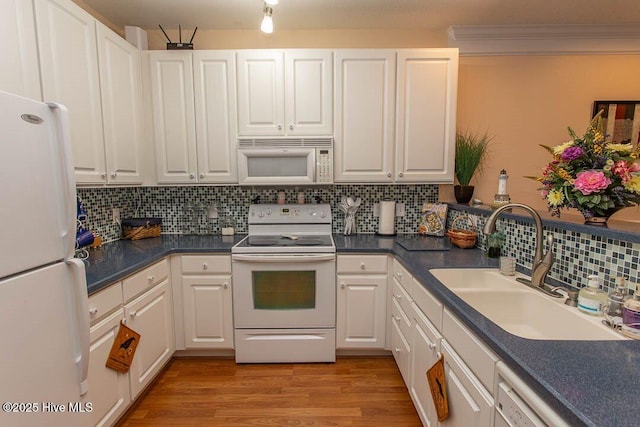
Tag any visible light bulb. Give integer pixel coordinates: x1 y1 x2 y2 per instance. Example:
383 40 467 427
265 0 278 5
261 7 273 33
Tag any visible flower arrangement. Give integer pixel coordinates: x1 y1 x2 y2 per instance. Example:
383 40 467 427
532 112 640 219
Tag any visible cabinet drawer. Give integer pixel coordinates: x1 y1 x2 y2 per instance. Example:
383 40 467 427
337 255 388 274
392 259 413 292
391 274 413 317
391 319 411 384
391 298 412 340
88 283 123 325
122 259 169 302
442 308 498 393
412 278 443 331
181 255 231 274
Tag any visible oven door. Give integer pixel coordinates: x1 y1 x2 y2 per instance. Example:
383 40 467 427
232 253 336 328
237 148 315 185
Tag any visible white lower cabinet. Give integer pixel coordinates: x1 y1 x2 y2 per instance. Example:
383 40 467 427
85 309 131 427
439 340 493 427
336 255 388 349
177 255 234 350
125 279 174 399
410 304 442 427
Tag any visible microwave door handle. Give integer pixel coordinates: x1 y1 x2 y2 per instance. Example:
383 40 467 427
232 254 335 263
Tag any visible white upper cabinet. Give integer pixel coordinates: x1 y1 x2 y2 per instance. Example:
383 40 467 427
0 0 41 100
35 0 143 185
96 23 144 185
237 49 332 136
193 50 238 183
35 0 105 184
148 50 238 184
334 50 396 182
395 49 458 183
148 51 197 184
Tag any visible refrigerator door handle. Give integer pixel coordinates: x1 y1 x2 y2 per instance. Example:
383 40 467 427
67 258 90 396
47 102 77 260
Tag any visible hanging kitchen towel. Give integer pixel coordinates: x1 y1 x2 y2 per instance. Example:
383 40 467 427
426 353 449 421
418 203 448 236
106 321 141 373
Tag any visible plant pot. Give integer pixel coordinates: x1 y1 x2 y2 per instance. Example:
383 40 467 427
454 185 474 204
582 207 623 226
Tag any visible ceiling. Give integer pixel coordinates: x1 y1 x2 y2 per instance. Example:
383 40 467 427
80 0 640 33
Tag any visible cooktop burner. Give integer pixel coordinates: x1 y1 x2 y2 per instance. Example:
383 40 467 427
233 233 335 253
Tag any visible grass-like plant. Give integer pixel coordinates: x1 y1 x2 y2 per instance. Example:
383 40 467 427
455 130 492 186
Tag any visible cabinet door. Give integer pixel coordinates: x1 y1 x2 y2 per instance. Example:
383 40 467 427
126 280 174 399
334 50 396 182
148 51 197 183
84 310 130 427
193 50 238 183
391 316 411 384
182 275 234 349
0 0 41 100
396 49 458 183
285 50 333 135
410 306 443 427
336 275 387 349
35 0 106 184
439 341 493 427
237 50 285 136
96 23 143 185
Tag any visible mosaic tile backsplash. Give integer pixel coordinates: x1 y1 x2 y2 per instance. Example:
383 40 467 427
447 209 640 293
77 185 638 293
77 184 439 241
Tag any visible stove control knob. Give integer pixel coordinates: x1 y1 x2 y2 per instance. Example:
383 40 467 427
258 210 265 218
266 208 272 215
320 210 327 218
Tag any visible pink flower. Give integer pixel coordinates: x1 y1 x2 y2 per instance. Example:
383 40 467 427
573 170 611 195
613 161 632 183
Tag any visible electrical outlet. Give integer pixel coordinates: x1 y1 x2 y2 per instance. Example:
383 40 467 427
373 203 380 217
209 206 218 219
112 208 120 224
395 202 405 217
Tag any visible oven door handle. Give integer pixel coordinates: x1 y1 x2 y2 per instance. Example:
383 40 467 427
232 254 336 263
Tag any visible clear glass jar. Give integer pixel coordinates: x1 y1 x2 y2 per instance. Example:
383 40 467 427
220 215 236 236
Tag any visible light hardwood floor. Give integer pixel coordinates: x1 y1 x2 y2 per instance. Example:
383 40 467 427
117 357 422 426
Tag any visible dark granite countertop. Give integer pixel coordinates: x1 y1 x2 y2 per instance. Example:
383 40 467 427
84 233 639 426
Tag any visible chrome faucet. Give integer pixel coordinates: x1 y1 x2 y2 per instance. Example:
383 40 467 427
483 203 558 296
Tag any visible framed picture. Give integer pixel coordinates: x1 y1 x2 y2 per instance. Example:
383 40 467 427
418 203 448 236
592 100 640 146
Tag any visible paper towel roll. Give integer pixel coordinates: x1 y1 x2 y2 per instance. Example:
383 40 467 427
378 201 396 235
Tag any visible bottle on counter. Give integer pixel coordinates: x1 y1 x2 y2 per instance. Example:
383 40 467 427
622 283 640 339
604 277 629 326
577 275 607 316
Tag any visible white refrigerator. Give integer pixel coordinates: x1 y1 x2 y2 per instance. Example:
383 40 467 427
0 91 90 426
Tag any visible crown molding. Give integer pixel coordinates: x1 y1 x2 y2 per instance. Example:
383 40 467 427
448 24 640 56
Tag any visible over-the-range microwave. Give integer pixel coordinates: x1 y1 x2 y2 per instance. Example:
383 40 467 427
237 138 333 186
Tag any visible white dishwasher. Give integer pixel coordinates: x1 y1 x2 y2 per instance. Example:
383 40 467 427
495 362 570 427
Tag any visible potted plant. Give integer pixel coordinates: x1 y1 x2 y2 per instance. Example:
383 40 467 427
454 129 492 203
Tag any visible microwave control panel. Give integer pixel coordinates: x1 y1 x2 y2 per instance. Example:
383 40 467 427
316 148 333 183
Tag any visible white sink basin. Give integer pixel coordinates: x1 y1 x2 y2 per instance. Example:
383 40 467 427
430 268 624 341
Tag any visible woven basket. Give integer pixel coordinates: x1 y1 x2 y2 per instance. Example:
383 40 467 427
122 218 162 240
446 215 477 249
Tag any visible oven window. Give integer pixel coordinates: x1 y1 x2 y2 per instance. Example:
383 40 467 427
252 271 316 309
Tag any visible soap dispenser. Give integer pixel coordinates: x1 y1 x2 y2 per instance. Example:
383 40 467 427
578 275 607 316
622 283 640 339
604 277 629 327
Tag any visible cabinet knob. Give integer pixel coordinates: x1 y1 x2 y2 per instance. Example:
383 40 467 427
397 272 402 278
148 275 154 282
202 263 208 270
398 172 404 178
395 294 402 301
100 172 107 179
428 342 436 351
199 173 205 179
387 172 392 178
189 173 195 179
130 310 137 318
393 315 401 322
360 263 366 270
223 282 228 289
289 124 293 130
111 172 117 178
340 283 345 289
394 347 401 354
89 307 98 316
277 124 282 130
